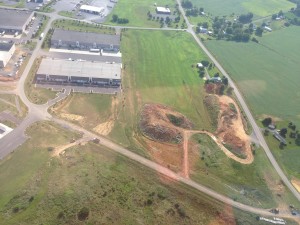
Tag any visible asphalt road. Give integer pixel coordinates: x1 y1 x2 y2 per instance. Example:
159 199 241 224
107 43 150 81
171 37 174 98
0 5 299 220
176 0 300 202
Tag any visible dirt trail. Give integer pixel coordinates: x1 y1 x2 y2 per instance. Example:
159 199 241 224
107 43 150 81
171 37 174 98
52 136 91 157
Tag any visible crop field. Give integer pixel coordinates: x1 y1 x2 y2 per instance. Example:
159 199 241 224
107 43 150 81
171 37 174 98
190 134 300 208
190 0 295 17
106 0 178 27
205 27 300 127
0 122 274 224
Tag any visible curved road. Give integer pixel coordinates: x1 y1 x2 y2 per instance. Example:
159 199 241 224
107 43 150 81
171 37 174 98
176 0 300 202
0 5 299 221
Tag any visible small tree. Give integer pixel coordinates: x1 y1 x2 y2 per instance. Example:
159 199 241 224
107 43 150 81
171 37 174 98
262 117 272 127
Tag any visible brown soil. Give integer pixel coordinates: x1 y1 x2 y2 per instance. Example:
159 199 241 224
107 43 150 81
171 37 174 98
52 136 91 157
216 95 253 163
292 179 300 193
140 104 193 144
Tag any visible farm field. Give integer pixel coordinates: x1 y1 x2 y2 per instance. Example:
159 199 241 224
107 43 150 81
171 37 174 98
205 26 300 127
0 122 275 225
190 0 295 17
105 0 178 27
109 30 215 150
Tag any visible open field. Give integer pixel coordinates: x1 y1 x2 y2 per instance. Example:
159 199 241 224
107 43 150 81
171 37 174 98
190 0 295 17
109 30 216 153
52 93 115 131
190 133 300 209
0 94 27 120
106 0 179 27
0 122 281 224
205 26 300 127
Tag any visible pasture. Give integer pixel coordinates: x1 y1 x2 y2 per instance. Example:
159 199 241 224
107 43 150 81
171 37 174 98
0 122 270 224
105 0 178 27
205 26 300 127
190 0 295 17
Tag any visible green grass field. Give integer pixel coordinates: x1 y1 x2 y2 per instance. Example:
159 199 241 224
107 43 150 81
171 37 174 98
0 122 277 224
109 30 217 151
190 133 300 208
190 0 295 17
53 93 114 130
205 26 300 127
106 0 178 27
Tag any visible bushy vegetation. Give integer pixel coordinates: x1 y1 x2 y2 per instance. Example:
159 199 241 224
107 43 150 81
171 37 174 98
111 14 129 24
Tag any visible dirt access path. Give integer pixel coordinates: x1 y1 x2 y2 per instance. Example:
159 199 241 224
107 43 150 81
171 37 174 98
182 129 253 178
182 95 253 178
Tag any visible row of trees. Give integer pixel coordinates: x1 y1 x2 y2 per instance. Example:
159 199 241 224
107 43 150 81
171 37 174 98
182 0 205 17
111 15 129 24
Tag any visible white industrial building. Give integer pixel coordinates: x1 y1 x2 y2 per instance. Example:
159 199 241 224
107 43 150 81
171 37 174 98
156 7 171 14
36 58 122 87
0 123 13 139
0 43 16 68
80 5 104 15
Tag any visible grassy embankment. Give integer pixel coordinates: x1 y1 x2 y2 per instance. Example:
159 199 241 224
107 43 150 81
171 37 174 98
0 121 292 225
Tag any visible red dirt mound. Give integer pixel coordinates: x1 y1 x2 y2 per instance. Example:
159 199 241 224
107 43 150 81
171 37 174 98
140 104 193 144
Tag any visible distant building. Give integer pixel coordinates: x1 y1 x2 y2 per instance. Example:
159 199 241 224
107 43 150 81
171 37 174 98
199 26 208 33
0 43 15 68
273 131 287 145
264 26 272 32
80 5 104 15
51 29 120 52
156 7 171 15
0 8 34 35
36 58 122 87
197 63 204 68
268 124 276 130
210 77 222 83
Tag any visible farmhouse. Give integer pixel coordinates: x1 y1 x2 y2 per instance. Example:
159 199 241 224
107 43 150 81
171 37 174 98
209 77 222 83
196 63 204 68
264 26 272 32
0 43 16 68
80 5 104 15
51 29 120 52
0 8 34 35
156 7 171 15
36 58 122 87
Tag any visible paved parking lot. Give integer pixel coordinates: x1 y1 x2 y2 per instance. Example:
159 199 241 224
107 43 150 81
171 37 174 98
36 83 120 94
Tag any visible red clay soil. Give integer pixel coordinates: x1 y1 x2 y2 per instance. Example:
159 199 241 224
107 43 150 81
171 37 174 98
140 103 193 144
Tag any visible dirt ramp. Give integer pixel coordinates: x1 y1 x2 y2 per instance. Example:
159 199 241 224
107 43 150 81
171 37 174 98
140 104 193 144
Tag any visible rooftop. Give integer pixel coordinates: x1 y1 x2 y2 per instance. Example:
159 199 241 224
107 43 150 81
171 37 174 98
52 29 120 46
37 58 121 80
0 8 33 30
156 7 171 13
0 42 14 51
80 5 104 13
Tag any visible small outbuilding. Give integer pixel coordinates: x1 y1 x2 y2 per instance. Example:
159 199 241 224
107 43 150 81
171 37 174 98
80 5 104 15
196 63 204 68
156 7 171 15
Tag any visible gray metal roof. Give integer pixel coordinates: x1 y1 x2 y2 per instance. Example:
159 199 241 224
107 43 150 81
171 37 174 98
52 29 120 46
37 58 121 80
0 8 33 30
0 42 14 51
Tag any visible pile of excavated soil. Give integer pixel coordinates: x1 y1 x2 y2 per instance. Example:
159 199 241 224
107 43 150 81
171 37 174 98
140 104 193 144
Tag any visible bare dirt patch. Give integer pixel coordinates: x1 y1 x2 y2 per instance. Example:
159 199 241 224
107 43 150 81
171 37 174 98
60 113 83 121
140 104 193 144
216 95 253 163
52 137 90 157
93 97 119 136
292 179 300 193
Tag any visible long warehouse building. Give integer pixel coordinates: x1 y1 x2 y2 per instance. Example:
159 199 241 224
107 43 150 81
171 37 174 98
36 58 121 87
51 29 120 52
0 8 34 35
0 43 16 68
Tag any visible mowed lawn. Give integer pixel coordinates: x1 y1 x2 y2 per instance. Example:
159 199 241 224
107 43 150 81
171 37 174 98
205 27 300 126
121 30 212 129
106 0 176 27
190 0 295 17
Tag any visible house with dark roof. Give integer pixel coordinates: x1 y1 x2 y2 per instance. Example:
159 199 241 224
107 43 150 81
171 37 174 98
51 29 120 52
